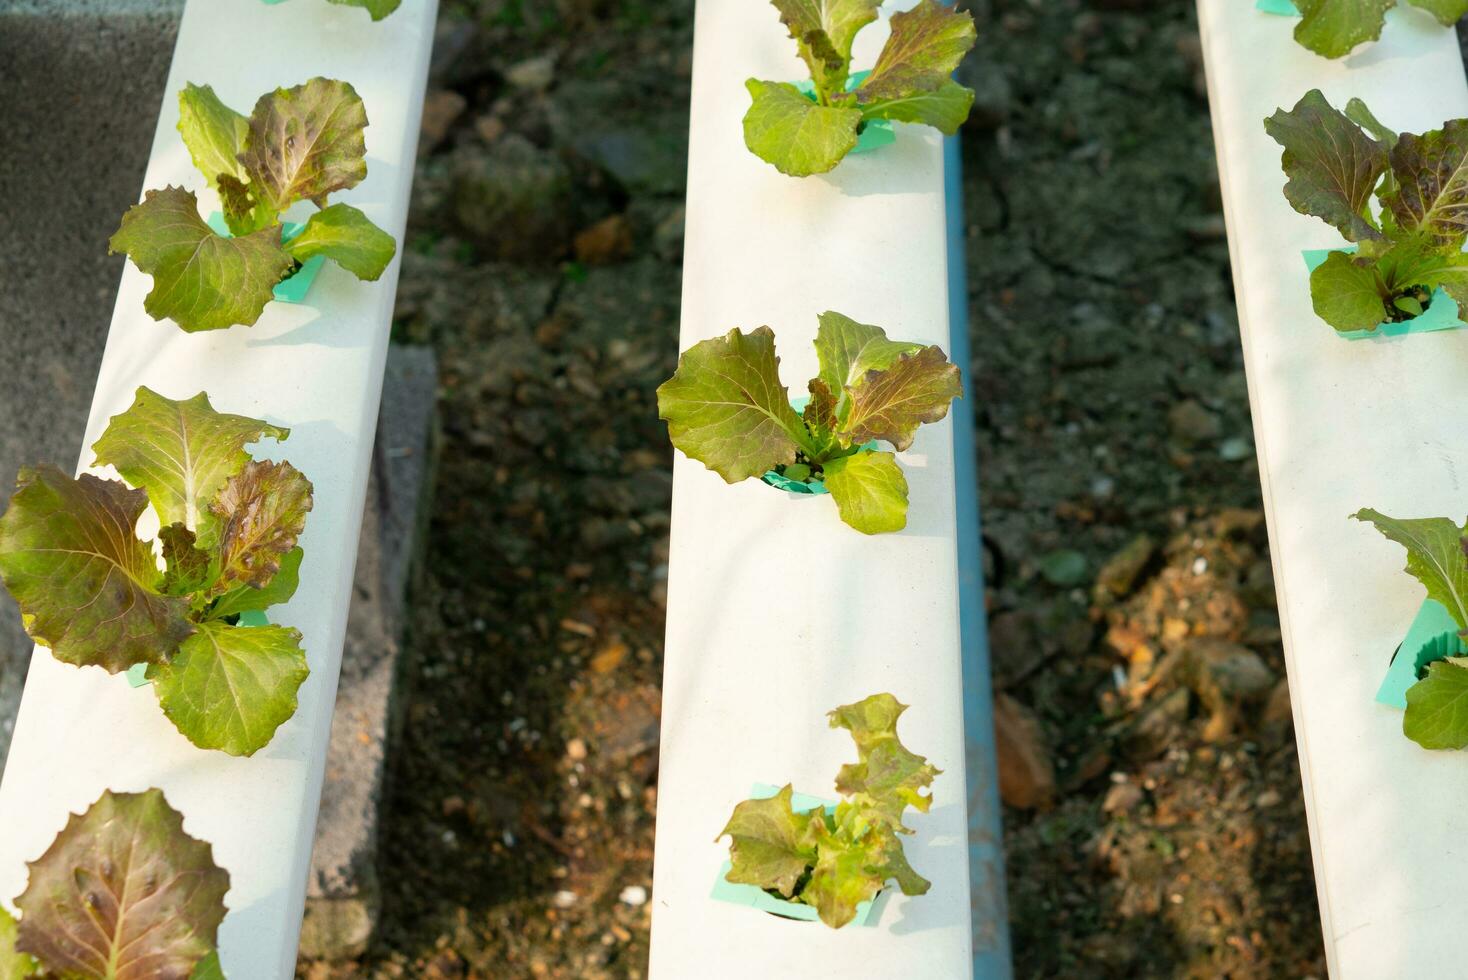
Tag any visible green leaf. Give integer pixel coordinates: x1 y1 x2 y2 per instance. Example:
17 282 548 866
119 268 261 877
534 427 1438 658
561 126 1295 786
0 908 39 980
770 0 881 95
1404 660 1468 749
853 0 976 102
743 80 861 177
177 83 248 186
239 77 369 213
109 186 293 332
1309 250 1388 331
189 952 226 980
209 460 314 592
813 311 923 396
838 345 962 452
829 692 940 829
1354 509 1468 628
1345 97 1398 149
14 789 229 980
657 326 806 482
327 0 401 17
822 451 908 535
209 546 303 620
717 784 819 898
1264 90 1388 243
217 174 275 237
1293 0 1392 58
1405 0 1468 25
1383 120 1468 248
800 817 891 928
854 78 975 136
0 466 193 673
284 203 396 281
91 387 290 544
160 523 219 598
151 620 310 757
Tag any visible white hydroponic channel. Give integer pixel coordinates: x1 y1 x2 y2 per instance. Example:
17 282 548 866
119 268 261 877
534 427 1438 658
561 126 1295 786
0 0 435 975
1198 0 1468 975
648 1 1004 977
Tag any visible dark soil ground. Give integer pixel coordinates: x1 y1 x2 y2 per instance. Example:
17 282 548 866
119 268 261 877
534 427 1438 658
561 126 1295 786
299 0 1329 977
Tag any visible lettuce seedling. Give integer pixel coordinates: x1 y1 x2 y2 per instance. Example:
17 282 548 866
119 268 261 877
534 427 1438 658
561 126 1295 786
0 388 313 757
110 78 397 333
656 311 962 535
1265 90 1468 334
0 789 231 980
1288 0 1468 59
1355 509 1468 750
744 0 977 177
717 694 937 929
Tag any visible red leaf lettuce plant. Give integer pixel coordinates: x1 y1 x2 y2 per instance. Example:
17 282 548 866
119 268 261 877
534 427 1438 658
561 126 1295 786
0 388 313 757
717 693 937 929
1266 89 1468 333
744 0 977 177
110 77 396 332
656 311 962 534
0 788 231 980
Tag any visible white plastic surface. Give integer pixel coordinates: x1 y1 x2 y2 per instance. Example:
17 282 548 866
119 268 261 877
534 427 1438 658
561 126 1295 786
0 0 435 975
1197 2 1468 976
648 2 973 977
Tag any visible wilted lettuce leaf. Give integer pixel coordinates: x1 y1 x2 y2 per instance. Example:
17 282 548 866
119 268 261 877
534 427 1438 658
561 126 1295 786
743 81 862 178
0 466 193 673
151 621 309 757
656 326 806 482
823 451 908 535
1354 509 1468 628
1265 90 1388 244
209 460 314 591
177 83 249 187
14 789 229 980
829 692 940 830
109 187 293 332
284 203 397 281
659 315 960 534
0 908 39 980
744 0 975 175
839 345 962 452
717 784 819 897
239 78 369 213
1268 92 1468 331
92 387 290 544
717 693 934 929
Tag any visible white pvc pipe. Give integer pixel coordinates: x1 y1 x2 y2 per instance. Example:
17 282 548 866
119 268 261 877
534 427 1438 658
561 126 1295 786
648 2 977 976
0 0 436 975
1197 2 1468 975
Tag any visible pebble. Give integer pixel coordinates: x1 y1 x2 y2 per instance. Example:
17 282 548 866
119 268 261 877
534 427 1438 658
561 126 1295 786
619 885 648 907
566 737 588 761
554 890 578 909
